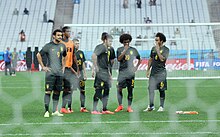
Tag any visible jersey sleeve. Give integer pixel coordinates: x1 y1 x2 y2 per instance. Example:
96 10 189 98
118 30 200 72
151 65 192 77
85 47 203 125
134 48 141 59
39 44 48 56
150 47 156 58
162 47 169 60
82 51 86 62
116 47 123 58
94 44 105 56
110 47 116 60
62 44 67 57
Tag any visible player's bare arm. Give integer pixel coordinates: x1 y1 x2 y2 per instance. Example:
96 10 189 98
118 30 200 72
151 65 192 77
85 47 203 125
91 53 98 78
73 54 80 76
82 62 87 80
62 55 66 73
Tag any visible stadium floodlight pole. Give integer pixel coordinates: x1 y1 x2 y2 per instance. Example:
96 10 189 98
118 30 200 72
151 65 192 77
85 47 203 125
64 23 220 27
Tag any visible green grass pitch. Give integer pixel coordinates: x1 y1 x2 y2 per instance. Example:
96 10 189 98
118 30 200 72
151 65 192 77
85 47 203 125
0 71 220 136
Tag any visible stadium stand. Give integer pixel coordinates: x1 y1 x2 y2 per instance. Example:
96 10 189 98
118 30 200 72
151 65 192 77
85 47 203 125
0 0 56 52
71 0 216 52
0 0 218 59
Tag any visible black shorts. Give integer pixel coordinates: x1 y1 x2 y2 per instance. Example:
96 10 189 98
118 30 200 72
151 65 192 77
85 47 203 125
117 77 135 89
45 73 63 92
94 76 110 90
63 68 76 91
148 75 167 91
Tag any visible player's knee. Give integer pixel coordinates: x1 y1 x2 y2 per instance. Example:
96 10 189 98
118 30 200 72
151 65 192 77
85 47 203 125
94 89 102 99
45 91 52 94
117 87 122 93
52 93 60 100
62 90 69 96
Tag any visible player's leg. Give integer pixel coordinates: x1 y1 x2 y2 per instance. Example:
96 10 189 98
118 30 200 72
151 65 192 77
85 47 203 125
91 88 102 114
51 76 63 116
144 76 157 111
43 73 54 117
62 69 70 110
102 83 114 114
67 74 78 112
79 79 89 112
158 79 167 112
61 69 73 113
126 78 134 112
115 80 125 112
67 90 73 112
12 62 16 75
91 77 102 114
5 62 8 75
158 90 165 112
8 63 12 75
102 88 109 110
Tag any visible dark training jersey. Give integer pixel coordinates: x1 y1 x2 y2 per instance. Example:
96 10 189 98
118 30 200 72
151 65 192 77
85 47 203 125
108 46 116 74
150 45 169 76
72 49 86 73
39 41 67 76
75 50 86 71
94 44 110 81
94 44 109 70
117 46 140 77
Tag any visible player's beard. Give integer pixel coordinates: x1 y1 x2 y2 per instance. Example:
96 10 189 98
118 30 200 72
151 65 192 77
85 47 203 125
55 38 62 43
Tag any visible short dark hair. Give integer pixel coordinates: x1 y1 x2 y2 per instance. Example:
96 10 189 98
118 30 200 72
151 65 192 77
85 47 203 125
119 33 132 44
62 26 70 32
53 29 62 36
72 38 79 42
101 32 112 41
155 32 166 42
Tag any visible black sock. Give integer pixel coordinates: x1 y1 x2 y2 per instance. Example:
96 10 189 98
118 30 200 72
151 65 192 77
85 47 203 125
93 88 102 111
62 91 69 108
117 88 123 105
127 86 133 106
52 92 60 112
80 91 85 108
102 88 109 111
159 90 165 107
67 91 73 109
44 93 51 112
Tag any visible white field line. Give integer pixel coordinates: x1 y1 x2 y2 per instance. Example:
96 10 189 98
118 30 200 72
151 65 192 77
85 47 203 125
1 132 220 136
0 120 220 126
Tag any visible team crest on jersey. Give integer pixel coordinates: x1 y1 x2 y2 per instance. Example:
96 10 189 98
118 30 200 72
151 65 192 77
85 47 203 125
60 47 63 52
80 53 83 58
130 50 133 55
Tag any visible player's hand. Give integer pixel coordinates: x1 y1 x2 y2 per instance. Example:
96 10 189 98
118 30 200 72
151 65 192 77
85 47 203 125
146 69 150 78
42 66 51 72
155 43 160 52
123 45 129 52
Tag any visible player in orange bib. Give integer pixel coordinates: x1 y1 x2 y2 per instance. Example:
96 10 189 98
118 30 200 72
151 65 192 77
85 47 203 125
60 26 78 114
